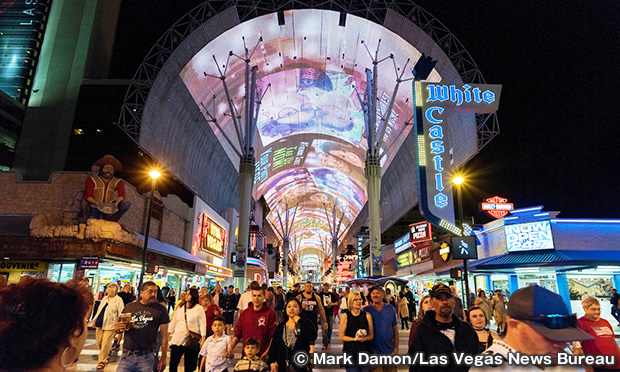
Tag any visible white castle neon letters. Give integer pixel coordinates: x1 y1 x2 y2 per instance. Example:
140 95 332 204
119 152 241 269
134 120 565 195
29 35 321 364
427 84 496 106
424 84 496 209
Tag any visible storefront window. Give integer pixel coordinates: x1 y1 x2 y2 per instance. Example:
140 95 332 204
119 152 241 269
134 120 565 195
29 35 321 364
517 273 557 293
47 263 75 283
568 275 612 300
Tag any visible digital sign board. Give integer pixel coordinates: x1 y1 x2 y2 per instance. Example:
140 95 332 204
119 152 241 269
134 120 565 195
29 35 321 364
505 220 554 252
0 0 52 104
451 236 478 260
179 9 451 257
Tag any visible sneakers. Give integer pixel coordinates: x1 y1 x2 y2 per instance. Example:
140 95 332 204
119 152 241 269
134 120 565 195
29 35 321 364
321 346 327 350
96 362 105 370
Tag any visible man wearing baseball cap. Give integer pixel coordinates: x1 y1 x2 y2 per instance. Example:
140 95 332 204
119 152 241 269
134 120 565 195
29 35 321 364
364 285 399 372
470 285 593 371
409 283 478 372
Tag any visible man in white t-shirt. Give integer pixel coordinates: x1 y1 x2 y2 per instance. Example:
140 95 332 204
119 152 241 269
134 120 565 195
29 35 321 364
470 285 592 372
237 286 253 312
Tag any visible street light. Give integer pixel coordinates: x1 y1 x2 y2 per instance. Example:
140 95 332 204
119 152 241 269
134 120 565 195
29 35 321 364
452 175 470 308
139 170 161 288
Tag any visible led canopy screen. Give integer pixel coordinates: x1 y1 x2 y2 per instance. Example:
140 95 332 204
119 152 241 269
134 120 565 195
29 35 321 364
180 9 447 256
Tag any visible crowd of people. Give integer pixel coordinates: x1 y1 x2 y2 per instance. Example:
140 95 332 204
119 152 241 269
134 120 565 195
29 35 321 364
2 278 620 372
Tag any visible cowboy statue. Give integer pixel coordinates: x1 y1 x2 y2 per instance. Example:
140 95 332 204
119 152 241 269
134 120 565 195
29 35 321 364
84 155 131 222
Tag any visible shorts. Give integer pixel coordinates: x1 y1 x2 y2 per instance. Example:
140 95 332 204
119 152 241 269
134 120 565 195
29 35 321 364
224 311 234 325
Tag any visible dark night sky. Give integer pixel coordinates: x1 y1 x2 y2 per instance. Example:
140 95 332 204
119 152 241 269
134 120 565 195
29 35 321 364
110 1 620 224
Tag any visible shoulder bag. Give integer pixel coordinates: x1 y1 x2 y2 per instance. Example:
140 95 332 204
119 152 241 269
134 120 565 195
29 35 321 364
182 306 201 351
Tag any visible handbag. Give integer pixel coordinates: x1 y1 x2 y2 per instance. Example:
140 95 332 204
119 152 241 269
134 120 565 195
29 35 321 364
182 306 201 351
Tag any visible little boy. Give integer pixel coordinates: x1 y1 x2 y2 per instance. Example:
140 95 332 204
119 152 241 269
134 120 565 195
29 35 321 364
200 316 232 372
233 338 269 372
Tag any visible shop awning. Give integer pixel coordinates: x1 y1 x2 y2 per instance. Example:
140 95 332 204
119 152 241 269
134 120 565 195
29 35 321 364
475 250 620 270
135 233 204 266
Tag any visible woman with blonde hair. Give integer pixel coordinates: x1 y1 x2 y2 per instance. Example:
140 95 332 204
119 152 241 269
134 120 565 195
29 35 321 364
90 283 124 370
339 291 373 372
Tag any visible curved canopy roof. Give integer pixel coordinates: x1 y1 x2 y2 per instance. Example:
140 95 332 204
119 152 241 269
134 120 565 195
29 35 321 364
132 6 485 267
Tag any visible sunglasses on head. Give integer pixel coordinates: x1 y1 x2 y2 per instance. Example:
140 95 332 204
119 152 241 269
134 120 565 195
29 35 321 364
519 313 577 329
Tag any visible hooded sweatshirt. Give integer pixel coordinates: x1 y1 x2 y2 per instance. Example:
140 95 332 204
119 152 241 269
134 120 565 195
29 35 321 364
234 304 278 356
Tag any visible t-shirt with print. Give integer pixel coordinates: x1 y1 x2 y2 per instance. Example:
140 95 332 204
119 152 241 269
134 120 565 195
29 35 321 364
122 300 170 351
434 318 457 346
577 316 620 368
319 291 336 316
297 293 321 325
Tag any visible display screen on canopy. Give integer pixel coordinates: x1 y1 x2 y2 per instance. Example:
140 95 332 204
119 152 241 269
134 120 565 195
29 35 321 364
180 9 452 258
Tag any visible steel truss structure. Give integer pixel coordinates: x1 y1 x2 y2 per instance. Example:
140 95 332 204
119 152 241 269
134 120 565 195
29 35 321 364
119 0 498 152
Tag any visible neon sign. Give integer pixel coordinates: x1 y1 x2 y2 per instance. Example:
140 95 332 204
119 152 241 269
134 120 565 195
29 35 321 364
196 214 227 257
480 196 514 219
505 221 554 252
409 222 432 244
414 81 502 235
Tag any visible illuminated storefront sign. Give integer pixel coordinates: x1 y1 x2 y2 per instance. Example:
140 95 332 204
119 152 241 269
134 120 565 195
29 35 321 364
480 196 514 219
357 235 364 278
0 260 45 272
396 251 413 269
394 233 412 255
505 220 554 252
414 81 501 234
439 242 451 262
195 214 227 257
206 263 232 277
414 244 431 263
409 222 432 244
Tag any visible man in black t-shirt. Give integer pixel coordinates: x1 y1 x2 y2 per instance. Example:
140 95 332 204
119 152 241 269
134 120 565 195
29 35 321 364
115 281 170 372
273 286 286 323
297 281 328 349
221 285 238 335
319 283 337 350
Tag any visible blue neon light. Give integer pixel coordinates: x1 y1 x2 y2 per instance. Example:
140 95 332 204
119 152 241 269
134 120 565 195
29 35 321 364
247 257 267 270
427 84 496 106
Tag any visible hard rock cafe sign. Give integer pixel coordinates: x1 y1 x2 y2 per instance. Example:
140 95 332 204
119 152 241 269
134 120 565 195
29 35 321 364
480 196 514 219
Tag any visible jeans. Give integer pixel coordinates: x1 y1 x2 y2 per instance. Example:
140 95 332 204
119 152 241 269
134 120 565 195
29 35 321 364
170 345 199 372
612 305 620 324
322 315 333 347
89 200 132 222
117 353 155 372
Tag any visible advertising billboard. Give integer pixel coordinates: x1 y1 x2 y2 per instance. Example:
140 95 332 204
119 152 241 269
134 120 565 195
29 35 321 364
505 220 554 252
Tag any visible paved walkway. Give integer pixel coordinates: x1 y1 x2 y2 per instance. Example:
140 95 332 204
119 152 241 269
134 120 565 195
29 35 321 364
68 318 413 372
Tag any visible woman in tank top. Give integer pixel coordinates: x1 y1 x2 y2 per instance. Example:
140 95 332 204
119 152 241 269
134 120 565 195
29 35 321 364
339 291 374 372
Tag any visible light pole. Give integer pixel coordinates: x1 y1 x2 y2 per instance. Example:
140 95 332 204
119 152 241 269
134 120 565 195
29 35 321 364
139 170 161 288
452 176 471 308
